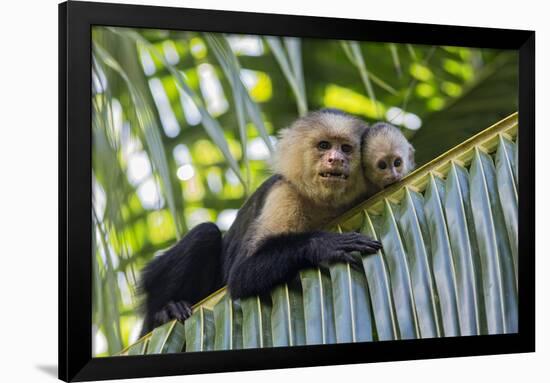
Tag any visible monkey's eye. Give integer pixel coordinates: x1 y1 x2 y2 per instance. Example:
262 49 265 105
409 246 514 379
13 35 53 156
318 141 331 150
341 144 353 154
394 158 402 167
377 160 387 170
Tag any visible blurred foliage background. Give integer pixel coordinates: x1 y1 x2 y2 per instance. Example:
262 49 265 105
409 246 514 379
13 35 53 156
91 26 518 356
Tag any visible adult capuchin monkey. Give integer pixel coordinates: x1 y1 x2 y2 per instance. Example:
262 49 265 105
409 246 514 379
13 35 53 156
139 111 413 335
223 110 382 299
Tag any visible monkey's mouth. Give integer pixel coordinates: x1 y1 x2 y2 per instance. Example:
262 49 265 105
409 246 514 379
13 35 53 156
319 171 348 180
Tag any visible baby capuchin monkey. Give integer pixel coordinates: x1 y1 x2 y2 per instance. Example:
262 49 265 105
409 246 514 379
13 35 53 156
361 122 416 197
139 109 382 336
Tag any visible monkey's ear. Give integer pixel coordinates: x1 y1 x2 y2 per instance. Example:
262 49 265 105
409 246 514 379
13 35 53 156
408 144 416 171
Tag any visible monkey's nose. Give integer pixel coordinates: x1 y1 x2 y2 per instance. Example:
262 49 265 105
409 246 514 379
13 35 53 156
328 152 345 164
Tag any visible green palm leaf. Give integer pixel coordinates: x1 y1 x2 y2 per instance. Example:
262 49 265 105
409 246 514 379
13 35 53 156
360 213 399 340
398 189 442 338
213 295 243 350
270 283 306 347
123 113 519 354
93 42 184 236
423 175 461 336
185 307 215 352
265 37 308 116
240 296 272 348
112 28 247 188
329 250 373 343
146 321 186 354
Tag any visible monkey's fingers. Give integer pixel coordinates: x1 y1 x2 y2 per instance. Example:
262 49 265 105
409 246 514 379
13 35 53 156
337 233 382 247
168 300 193 321
356 237 382 250
362 240 383 254
154 300 193 327
366 239 383 251
337 237 382 253
183 302 193 317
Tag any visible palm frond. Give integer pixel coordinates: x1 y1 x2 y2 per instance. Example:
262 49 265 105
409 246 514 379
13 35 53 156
121 113 518 354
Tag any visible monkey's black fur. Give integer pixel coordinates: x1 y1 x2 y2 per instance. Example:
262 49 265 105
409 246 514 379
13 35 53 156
227 230 381 299
139 175 281 335
139 173 381 334
220 175 282 279
139 222 223 336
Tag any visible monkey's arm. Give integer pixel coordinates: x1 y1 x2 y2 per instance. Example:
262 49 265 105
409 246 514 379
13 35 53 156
226 183 380 299
227 230 381 299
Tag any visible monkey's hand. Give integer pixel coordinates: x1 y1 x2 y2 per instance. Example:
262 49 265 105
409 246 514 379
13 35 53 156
153 300 193 327
316 232 382 266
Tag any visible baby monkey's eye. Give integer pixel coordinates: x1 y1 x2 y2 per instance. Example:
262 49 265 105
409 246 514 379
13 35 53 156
377 160 387 170
394 158 402 167
318 141 331 150
341 144 353 154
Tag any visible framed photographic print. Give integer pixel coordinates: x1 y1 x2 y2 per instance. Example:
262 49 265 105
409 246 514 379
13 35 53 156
59 0 535 381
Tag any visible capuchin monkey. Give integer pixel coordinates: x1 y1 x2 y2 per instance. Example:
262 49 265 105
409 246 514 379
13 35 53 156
224 110 383 298
139 109 383 336
361 122 416 197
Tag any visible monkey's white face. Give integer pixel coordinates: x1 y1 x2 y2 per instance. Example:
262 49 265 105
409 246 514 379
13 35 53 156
370 152 408 188
274 112 366 207
362 126 415 190
304 135 363 206
315 139 354 184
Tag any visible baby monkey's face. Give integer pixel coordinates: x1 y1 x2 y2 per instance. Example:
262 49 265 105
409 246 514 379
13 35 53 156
362 123 416 190
372 151 407 187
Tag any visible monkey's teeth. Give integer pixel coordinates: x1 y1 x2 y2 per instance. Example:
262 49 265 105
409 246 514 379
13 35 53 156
320 172 348 179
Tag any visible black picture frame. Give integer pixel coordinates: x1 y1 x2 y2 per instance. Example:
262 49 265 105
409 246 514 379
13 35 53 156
59 1 535 381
